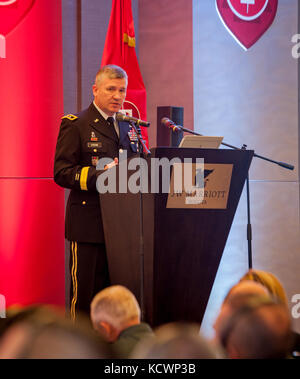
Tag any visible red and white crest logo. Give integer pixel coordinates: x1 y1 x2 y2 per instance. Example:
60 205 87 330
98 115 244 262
0 0 35 58
0 1 18 5
216 0 278 50
121 99 141 119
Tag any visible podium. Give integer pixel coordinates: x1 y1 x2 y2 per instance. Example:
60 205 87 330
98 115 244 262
99 147 253 327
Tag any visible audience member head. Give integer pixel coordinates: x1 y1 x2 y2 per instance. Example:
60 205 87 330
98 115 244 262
224 280 270 301
213 280 270 340
0 305 44 339
218 296 293 359
131 322 221 359
239 269 289 307
90 285 141 343
0 305 113 359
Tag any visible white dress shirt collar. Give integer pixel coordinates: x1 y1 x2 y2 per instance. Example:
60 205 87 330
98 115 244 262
93 101 116 121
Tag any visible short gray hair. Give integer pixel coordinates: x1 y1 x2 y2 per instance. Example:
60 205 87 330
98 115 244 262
95 64 128 85
90 285 140 330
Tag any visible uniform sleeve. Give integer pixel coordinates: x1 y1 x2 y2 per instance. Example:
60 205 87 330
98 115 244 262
54 118 100 191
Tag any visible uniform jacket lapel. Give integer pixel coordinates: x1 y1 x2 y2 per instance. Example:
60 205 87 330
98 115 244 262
87 103 118 143
119 120 131 145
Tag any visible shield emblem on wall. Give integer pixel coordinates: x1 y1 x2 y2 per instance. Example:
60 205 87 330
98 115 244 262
216 0 278 50
0 0 35 58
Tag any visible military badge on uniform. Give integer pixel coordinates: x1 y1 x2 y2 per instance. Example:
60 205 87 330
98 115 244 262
128 126 145 153
91 156 99 166
128 128 138 142
87 142 102 149
91 131 98 141
62 114 78 121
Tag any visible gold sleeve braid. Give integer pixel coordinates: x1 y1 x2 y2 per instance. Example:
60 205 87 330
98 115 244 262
79 167 90 191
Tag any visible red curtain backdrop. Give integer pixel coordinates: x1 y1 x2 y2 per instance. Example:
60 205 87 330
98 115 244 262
101 0 149 146
0 0 65 307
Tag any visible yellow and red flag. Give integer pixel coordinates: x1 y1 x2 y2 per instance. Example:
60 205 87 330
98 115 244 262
101 0 148 146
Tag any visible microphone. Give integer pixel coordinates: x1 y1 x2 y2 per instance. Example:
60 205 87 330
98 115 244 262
161 117 182 132
116 112 150 127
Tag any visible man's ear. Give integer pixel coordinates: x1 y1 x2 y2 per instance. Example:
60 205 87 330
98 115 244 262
95 321 109 338
98 321 117 342
92 84 97 96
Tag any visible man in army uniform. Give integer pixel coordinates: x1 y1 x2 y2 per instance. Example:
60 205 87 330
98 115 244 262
54 65 138 320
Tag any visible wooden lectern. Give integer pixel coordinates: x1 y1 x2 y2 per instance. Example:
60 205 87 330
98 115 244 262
99 147 253 327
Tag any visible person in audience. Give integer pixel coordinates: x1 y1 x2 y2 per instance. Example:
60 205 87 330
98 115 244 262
0 305 42 338
213 280 271 344
131 322 222 359
0 305 113 359
217 295 293 359
90 285 153 358
239 269 289 306
224 279 270 301
239 268 300 357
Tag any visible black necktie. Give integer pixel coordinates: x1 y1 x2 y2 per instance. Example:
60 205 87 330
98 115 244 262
107 117 119 141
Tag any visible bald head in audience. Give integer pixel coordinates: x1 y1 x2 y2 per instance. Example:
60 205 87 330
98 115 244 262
213 280 270 341
219 297 293 359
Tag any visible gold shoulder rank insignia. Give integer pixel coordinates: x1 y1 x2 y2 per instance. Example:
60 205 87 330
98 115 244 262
62 114 78 121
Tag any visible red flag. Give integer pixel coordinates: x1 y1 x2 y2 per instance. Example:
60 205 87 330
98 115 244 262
101 0 148 146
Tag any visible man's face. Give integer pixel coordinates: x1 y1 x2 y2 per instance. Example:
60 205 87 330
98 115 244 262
93 75 127 116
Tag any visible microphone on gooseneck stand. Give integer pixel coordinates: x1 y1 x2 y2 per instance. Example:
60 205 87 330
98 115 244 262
161 117 182 132
116 112 150 127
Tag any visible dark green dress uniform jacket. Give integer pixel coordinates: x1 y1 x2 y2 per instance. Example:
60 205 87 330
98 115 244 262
113 322 154 358
54 103 138 243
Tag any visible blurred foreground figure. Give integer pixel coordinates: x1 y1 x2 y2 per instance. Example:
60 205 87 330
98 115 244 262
215 293 293 359
239 269 289 306
0 305 113 359
90 285 153 358
131 322 222 359
213 280 270 343
238 269 300 357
